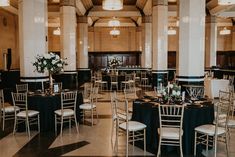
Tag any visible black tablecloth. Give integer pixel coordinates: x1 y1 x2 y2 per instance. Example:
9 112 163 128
132 100 214 155
27 92 83 132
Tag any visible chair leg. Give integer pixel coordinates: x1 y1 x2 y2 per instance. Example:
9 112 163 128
194 132 197 156
91 109 93 126
55 114 57 134
206 135 209 156
13 116 17 135
157 137 161 157
225 132 229 157
180 137 183 157
60 117 63 135
74 114 79 133
2 114 5 131
38 114 40 132
69 117 71 132
214 135 217 157
26 117 30 138
144 129 146 155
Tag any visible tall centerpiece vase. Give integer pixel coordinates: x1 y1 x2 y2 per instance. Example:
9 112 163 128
49 73 53 95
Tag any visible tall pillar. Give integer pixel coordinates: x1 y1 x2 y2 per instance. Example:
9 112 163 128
18 0 48 89
77 16 90 85
59 0 78 89
60 0 76 71
141 16 152 68
152 0 168 87
177 0 205 85
232 26 235 51
205 16 217 68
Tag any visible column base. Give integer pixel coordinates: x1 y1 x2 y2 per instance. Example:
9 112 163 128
176 76 204 96
152 70 168 88
53 71 78 89
77 68 91 86
20 76 49 91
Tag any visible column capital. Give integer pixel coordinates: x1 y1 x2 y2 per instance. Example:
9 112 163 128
60 0 76 7
206 16 217 23
77 16 88 23
152 0 168 6
142 15 152 23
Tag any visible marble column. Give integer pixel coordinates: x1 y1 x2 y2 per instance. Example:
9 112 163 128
141 16 152 68
152 0 168 87
18 0 48 89
59 0 78 89
77 16 90 85
205 16 217 68
177 0 205 85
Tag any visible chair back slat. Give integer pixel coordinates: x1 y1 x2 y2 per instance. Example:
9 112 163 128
159 105 185 129
61 91 77 110
11 92 27 111
16 84 28 93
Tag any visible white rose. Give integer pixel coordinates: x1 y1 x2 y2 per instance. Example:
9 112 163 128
172 90 176 96
52 60 56 64
176 91 181 96
55 55 59 60
43 60 47 65
38 67 41 71
44 54 51 59
58 63 62 67
169 84 173 88
163 91 166 96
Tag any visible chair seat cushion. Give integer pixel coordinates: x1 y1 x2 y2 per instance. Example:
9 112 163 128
228 119 235 127
54 109 74 116
119 121 146 131
158 127 183 140
195 124 226 136
2 106 20 113
17 110 39 118
79 103 96 110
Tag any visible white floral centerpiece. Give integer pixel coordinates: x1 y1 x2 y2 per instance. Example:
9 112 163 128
33 52 67 93
162 83 181 103
108 57 122 69
33 52 67 74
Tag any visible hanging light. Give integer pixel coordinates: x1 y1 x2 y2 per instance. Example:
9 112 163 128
218 0 235 5
0 0 10 6
108 18 120 27
219 27 231 35
102 0 123 11
53 27 61 35
168 27 176 35
110 28 120 37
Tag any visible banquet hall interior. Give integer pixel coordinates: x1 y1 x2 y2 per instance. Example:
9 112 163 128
0 0 235 156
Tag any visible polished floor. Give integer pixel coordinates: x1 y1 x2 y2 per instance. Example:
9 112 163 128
0 90 235 157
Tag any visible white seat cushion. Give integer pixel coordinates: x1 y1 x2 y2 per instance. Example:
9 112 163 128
195 124 226 136
119 121 146 131
79 103 96 110
2 106 20 113
158 127 183 140
54 109 74 117
17 110 39 118
228 119 235 127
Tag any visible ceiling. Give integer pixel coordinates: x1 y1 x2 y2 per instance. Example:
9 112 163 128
2 0 235 27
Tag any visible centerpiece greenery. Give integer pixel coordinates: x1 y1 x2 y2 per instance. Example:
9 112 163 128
108 57 122 69
162 83 181 103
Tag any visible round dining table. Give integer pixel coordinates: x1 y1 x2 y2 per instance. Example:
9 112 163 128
131 99 214 155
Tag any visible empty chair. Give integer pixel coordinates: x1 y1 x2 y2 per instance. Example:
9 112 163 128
110 74 118 91
79 87 99 126
140 72 148 89
157 104 185 157
83 82 93 103
12 92 40 138
0 90 19 131
121 74 132 90
16 84 28 93
54 91 79 135
194 101 230 157
95 73 108 91
114 99 146 156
